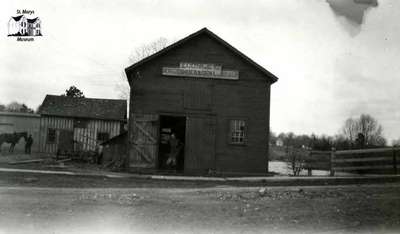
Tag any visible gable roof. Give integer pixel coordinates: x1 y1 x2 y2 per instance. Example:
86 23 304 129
39 95 127 121
125 27 278 83
27 17 39 23
12 15 24 21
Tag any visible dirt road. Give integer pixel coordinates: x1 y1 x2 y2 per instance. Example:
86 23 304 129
1 176 400 234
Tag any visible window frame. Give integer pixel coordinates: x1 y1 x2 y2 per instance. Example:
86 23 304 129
228 118 247 146
47 128 56 144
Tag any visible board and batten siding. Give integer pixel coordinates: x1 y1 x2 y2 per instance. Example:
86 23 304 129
127 32 273 174
39 115 122 154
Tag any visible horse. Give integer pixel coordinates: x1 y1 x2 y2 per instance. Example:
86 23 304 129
0 132 28 153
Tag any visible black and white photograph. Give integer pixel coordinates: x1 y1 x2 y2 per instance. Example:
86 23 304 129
1 0 400 233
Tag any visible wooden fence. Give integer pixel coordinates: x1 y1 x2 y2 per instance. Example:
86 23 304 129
304 147 400 176
304 150 331 176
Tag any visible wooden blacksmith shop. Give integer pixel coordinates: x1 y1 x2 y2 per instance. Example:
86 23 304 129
125 28 278 175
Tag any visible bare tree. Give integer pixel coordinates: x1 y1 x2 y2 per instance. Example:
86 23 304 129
128 37 169 64
341 114 386 148
6 101 23 112
116 37 171 99
358 114 385 147
342 118 358 148
115 71 130 100
5 101 34 113
286 146 307 176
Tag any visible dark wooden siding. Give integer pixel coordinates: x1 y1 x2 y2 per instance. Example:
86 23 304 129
185 115 216 174
184 81 213 110
129 33 272 174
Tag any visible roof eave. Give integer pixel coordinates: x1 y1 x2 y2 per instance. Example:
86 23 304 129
124 27 279 84
39 113 127 122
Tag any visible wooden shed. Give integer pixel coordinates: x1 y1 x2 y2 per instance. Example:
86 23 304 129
100 132 128 167
125 28 278 175
38 95 127 155
0 111 40 153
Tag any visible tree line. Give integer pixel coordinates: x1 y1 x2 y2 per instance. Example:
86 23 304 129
0 102 36 113
270 114 389 151
0 86 85 114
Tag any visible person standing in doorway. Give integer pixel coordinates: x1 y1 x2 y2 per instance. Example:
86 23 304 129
25 134 33 154
166 133 183 169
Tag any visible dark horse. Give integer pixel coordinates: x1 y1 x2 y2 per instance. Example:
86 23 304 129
0 132 28 153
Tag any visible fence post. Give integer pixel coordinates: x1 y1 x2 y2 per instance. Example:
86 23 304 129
393 147 397 174
330 147 336 176
308 151 312 176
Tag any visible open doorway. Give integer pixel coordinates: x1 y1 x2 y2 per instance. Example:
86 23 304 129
158 115 186 172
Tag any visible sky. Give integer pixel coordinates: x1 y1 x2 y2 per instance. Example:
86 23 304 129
1 0 399 142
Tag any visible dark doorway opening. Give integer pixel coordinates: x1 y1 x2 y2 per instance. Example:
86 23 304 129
57 130 74 159
158 115 186 172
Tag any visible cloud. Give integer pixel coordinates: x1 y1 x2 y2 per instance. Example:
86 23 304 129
326 0 378 35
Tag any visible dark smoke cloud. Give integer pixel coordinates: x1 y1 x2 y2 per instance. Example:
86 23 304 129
326 0 378 25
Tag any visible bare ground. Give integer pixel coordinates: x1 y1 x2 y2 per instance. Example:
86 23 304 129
1 153 399 233
0 172 400 234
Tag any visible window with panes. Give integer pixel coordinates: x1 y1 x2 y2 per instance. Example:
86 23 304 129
230 120 246 144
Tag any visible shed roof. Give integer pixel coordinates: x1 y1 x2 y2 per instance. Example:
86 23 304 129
100 131 127 146
125 27 278 83
39 95 127 121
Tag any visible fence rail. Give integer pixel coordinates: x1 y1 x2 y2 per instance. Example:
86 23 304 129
335 147 400 155
304 147 400 176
